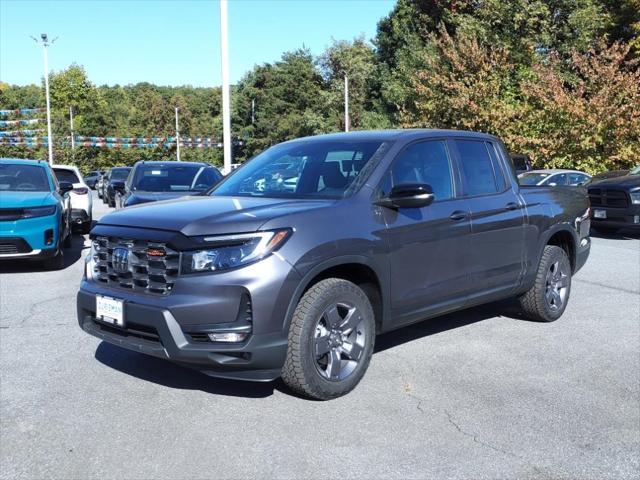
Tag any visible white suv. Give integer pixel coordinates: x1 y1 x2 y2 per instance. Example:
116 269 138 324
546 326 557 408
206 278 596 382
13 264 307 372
52 164 93 234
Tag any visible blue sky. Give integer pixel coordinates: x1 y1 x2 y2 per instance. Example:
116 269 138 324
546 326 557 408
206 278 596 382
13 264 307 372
0 0 395 87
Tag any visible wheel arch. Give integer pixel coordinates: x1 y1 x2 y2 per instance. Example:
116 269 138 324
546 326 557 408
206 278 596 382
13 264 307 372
283 256 386 335
540 224 578 272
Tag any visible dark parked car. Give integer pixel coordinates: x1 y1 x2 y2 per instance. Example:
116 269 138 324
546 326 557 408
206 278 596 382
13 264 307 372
588 165 640 234
114 161 222 209
78 130 590 399
511 154 532 175
84 170 105 189
102 167 132 207
591 169 631 181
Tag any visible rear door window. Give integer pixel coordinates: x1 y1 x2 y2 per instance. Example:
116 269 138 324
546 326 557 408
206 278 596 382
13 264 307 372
53 168 80 184
454 140 499 196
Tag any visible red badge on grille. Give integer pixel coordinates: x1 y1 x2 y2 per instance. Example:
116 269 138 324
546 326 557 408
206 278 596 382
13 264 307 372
147 248 166 257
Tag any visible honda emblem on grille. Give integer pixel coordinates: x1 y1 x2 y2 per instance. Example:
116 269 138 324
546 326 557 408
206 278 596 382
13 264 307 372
112 247 130 273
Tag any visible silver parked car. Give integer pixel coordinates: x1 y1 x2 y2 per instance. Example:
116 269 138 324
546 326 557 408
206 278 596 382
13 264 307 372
518 169 591 187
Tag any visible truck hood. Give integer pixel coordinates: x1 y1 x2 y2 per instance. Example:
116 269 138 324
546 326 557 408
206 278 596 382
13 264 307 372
589 174 640 188
98 195 336 236
126 191 199 206
0 191 56 208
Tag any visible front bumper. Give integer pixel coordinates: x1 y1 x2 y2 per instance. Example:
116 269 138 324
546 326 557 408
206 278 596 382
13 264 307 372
590 205 640 230
71 208 91 225
77 253 302 382
0 214 60 258
78 290 287 381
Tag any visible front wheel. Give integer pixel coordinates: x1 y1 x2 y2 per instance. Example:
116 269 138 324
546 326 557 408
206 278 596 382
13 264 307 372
518 245 572 322
282 278 375 400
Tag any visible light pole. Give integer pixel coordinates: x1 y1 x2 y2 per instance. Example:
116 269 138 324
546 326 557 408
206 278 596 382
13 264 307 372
344 75 350 132
31 33 57 163
69 106 75 150
175 107 181 161
220 0 232 174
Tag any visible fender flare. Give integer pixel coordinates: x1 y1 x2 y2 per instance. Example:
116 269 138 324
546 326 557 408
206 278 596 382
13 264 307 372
281 255 387 334
536 222 579 269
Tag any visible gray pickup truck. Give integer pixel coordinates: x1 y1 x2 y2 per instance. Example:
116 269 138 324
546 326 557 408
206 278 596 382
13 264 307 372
78 130 590 400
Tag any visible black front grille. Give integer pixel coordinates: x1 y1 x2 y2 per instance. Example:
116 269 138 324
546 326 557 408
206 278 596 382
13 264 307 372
588 188 629 208
93 319 161 344
93 236 180 295
0 209 23 221
0 238 32 254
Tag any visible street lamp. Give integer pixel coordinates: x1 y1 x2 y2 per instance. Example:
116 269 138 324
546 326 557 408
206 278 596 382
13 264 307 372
175 107 181 161
344 75 350 132
31 33 57 164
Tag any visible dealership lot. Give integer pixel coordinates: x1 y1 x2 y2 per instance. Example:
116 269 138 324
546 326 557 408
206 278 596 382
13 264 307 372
1 192 638 479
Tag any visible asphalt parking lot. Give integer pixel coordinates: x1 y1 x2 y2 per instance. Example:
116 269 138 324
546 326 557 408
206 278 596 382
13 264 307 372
1 191 639 480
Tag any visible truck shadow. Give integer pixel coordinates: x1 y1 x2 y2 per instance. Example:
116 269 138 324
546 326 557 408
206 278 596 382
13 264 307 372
94 342 277 398
374 298 526 354
94 298 527 399
0 234 87 274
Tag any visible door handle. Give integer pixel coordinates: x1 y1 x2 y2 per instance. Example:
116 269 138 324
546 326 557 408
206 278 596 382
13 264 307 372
450 211 468 221
505 202 519 211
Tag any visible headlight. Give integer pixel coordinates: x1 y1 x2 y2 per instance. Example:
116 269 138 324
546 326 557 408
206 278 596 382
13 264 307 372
630 191 640 205
22 205 56 218
182 229 291 273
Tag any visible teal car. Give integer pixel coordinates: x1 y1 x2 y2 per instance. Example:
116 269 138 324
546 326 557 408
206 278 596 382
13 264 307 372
0 158 74 269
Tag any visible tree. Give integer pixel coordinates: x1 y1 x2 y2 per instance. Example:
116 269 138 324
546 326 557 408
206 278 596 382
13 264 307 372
233 49 331 158
318 37 390 130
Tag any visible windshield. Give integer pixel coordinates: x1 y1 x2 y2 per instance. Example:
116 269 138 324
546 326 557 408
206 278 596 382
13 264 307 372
518 172 550 185
212 140 387 199
630 165 640 175
110 168 131 181
132 164 220 192
53 168 80 184
0 164 50 192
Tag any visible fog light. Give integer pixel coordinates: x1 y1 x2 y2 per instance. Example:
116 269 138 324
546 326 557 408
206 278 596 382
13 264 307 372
44 229 54 245
207 332 248 343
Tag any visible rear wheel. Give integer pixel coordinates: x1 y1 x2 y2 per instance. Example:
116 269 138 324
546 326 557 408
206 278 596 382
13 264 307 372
81 218 92 235
518 245 571 322
43 247 64 270
282 278 375 400
63 230 72 248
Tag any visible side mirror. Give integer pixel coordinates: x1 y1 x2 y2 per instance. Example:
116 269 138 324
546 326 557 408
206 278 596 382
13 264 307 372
111 180 125 193
375 183 435 209
58 181 74 194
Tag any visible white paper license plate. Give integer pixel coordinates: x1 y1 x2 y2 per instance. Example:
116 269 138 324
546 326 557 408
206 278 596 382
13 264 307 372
594 209 607 219
96 295 124 327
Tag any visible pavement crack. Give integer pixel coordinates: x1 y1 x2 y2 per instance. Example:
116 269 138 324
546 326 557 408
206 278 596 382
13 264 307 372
16 294 75 326
444 409 521 459
574 278 639 295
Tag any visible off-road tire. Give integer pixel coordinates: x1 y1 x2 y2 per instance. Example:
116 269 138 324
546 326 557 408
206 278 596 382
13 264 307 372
518 245 571 322
281 278 375 400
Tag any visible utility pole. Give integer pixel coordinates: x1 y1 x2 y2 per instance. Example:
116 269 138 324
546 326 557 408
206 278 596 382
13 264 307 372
32 33 57 163
69 106 75 150
175 107 181 161
344 75 350 132
220 0 232 174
